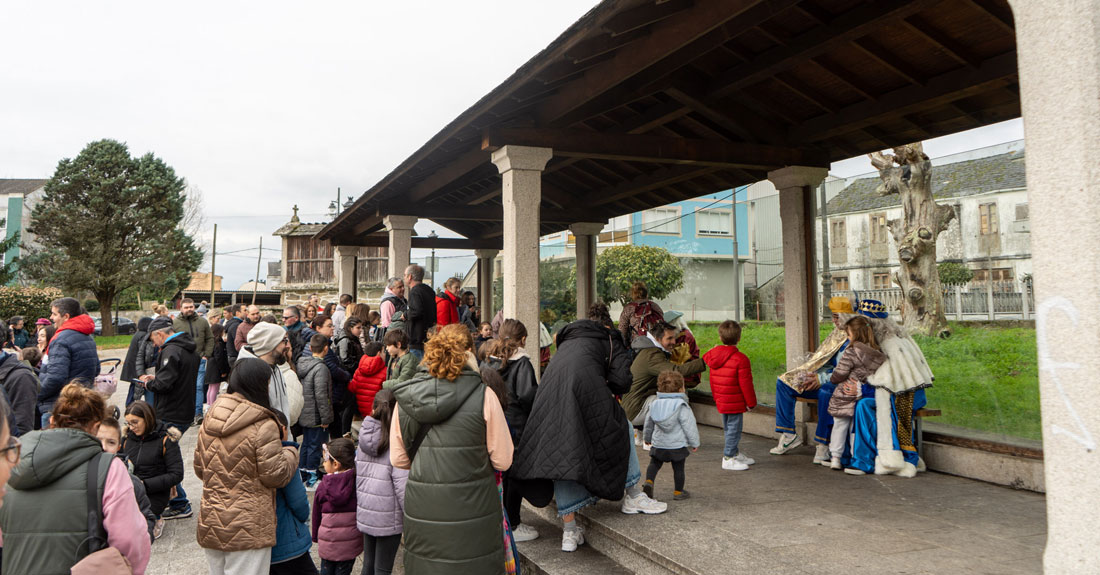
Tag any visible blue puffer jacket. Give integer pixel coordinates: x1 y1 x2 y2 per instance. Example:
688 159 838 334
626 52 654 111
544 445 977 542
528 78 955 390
37 314 99 414
272 441 314 565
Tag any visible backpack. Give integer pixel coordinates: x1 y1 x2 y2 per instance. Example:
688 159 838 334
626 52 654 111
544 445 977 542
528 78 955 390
386 309 408 339
629 301 664 339
374 295 408 342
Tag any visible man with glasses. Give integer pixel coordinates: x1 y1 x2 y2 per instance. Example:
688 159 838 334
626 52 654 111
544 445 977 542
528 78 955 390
237 322 293 420
282 306 307 360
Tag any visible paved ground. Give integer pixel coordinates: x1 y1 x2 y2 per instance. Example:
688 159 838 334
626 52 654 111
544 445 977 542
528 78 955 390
102 348 1045 574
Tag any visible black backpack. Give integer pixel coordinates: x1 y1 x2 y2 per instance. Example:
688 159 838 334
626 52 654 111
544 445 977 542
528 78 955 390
374 295 408 342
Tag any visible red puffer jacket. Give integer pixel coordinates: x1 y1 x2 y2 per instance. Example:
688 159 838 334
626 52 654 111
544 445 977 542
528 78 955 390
435 291 460 327
348 355 387 417
703 345 756 414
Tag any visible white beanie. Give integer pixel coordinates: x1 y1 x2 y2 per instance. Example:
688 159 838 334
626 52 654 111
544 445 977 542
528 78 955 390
247 322 286 357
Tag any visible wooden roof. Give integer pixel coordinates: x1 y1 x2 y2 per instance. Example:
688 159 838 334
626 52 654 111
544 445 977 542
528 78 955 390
318 0 1018 246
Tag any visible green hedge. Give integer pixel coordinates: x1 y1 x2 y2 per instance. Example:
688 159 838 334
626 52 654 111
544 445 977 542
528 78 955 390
0 287 64 322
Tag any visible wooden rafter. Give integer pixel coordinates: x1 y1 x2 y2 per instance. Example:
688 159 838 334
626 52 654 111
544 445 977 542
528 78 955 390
602 0 694 37
901 16 982 68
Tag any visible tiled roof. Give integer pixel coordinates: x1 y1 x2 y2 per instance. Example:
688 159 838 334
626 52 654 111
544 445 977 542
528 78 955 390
825 150 1027 215
273 222 327 237
0 179 47 196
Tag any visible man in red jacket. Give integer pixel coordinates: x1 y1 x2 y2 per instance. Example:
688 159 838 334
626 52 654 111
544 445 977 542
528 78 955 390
702 320 755 471
435 277 462 327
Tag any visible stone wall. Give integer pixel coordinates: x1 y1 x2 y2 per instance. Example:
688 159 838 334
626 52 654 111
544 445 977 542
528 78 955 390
279 283 387 308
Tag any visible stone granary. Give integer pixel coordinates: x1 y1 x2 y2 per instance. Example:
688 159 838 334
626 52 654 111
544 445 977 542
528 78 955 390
274 206 388 306
314 0 1100 570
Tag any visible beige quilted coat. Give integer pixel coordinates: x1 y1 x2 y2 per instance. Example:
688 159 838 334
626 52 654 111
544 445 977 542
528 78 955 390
194 392 298 551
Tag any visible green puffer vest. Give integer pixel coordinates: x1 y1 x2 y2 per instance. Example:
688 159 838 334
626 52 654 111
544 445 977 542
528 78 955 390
394 366 503 575
0 428 112 575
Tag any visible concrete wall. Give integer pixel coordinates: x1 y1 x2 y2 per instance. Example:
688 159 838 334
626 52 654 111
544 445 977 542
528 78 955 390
278 284 386 308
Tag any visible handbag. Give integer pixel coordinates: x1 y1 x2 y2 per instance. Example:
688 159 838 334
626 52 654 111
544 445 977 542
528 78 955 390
71 453 133 575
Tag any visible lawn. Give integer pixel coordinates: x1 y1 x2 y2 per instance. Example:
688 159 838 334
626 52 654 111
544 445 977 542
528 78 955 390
688 321 1041 440
95 335 133 350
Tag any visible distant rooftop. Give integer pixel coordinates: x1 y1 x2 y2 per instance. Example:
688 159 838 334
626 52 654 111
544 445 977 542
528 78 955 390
0 179 47 196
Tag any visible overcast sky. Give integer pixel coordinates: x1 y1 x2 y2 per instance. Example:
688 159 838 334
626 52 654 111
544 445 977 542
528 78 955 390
0 1 1023 289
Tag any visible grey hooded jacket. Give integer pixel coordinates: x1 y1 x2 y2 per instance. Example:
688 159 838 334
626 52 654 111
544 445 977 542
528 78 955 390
643 392 700 450
296 355 333 428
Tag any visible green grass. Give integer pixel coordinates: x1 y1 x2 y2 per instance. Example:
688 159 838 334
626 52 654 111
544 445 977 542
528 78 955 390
95 335 133 350
688 321 1041 440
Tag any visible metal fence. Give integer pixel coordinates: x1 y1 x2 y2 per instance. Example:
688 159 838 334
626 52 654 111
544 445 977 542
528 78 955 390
829 287 1036 320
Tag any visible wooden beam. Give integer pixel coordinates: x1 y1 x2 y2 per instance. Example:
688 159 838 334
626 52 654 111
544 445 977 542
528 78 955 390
404 146 491 203
664 87 757 142
483 126 829 169
707 0 941 99
962 0 1015 34
850 37 927 86
789 50 1018 143
901 16 982 68
363 203 601 224
348 215 385 237
602 0 695 37
330 233 503 250
807 56 877 100
591 164 718 206
565 29 649 64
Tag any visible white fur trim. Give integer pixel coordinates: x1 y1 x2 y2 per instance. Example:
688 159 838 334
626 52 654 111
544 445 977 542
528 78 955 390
895 462 918 478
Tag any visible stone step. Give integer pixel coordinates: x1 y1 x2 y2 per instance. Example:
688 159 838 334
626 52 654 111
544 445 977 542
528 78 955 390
516 512 633 575
525 503 701 575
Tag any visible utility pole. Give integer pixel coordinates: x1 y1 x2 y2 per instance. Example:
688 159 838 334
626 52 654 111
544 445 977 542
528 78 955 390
209 223 217 308
252 236 262 305
731 195 741 321
819 183 832 320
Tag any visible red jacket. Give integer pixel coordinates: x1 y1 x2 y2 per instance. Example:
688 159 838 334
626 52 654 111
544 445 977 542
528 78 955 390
435 291 460 327
703 345 755 414
348 354 386 418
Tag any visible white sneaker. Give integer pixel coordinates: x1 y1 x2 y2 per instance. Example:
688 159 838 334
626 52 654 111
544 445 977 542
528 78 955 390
813 444 830 464
512 523 539 542
561 526 585 552
733 453 755 466
642 442 652 451
634 430 642 447
830 456 842 470
721 456 749 471
621 492 668 515
770 433 802 455
844 467 866 476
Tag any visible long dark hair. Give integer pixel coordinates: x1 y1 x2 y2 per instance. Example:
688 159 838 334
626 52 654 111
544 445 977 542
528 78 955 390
480 365 510 412
125 400 158 435
228 358 273 412
370 389 397 453
483 318 528 370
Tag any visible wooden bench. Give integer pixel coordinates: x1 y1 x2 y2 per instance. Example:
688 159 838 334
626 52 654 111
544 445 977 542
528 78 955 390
794 396 942 455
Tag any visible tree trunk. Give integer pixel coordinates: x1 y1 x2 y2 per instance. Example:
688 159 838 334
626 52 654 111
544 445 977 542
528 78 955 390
870 143 956 338
97 290 116 337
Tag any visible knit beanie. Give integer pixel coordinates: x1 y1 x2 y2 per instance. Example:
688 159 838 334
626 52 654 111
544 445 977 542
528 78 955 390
247 322 285 357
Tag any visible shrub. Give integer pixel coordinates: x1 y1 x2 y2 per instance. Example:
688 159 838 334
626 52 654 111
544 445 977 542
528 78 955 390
0 287 64 322
83 298 100 312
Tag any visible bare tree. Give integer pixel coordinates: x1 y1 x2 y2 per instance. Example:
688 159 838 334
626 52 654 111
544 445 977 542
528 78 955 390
870 143 955 338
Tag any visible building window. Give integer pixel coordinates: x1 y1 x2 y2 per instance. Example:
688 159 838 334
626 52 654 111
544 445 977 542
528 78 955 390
973 268 1014 293
829 219 846 247
696 209 731 236
872 272 892 290
1015 203 1029 221
833 276 849 291
979 203 999 235
869 213 888 244
642 207 681 235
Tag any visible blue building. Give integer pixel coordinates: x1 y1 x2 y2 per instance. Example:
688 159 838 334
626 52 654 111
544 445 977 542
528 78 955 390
540 188 750 321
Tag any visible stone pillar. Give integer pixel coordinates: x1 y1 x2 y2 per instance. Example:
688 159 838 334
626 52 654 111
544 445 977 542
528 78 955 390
475 249 498 321
768 167 829 369
492 145 552 365
333 245 358 298
1011 1 1100 571
383 215 418 280
570 222 606 320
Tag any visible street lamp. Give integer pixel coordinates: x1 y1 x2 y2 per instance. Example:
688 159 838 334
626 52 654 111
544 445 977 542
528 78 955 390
343 195 355 211
428 230 438 287
327 201 338 221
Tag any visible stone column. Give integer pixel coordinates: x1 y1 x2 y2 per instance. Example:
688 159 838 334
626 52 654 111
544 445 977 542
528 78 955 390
1011 0 1100 571
333 245 358 298
768 167 829 368
491 145 552 364
383 215 418 280
570 222 606 320
475 249 498 321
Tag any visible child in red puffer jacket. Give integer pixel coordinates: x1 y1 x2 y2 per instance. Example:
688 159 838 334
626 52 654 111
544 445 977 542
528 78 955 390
348 342 387 437
702 320 756 472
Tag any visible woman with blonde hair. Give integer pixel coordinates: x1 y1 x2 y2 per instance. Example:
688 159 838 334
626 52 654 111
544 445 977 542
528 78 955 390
390 323 513 574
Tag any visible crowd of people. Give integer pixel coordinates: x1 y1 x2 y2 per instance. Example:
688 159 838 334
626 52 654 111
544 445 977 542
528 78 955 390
0 272 934 575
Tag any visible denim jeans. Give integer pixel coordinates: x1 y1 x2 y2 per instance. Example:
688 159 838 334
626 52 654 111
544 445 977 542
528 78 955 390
299 426 327 471
195 358 207 418
554 418 642 516
721 412 743 457
165 422 191 510
408 348 423 361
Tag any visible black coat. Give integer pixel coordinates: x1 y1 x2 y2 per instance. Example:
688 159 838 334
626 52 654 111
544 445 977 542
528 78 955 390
405 283 437 349
0 352 38 436
145 332 200 425
204 335 230 385
512 320 633 501
121 318 153 382
225 317 243 363
482 352 538 440
122 423 184 516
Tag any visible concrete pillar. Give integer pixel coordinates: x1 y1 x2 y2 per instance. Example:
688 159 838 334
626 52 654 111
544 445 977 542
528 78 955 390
383 215 418 280
1011 0 1100 570
475 249 498 321
768 167 829 369
570 222 606 320
333 245 358 298
492 145 552 366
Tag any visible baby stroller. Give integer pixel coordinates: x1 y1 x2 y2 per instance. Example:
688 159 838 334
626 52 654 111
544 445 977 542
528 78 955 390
97 357 122 420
